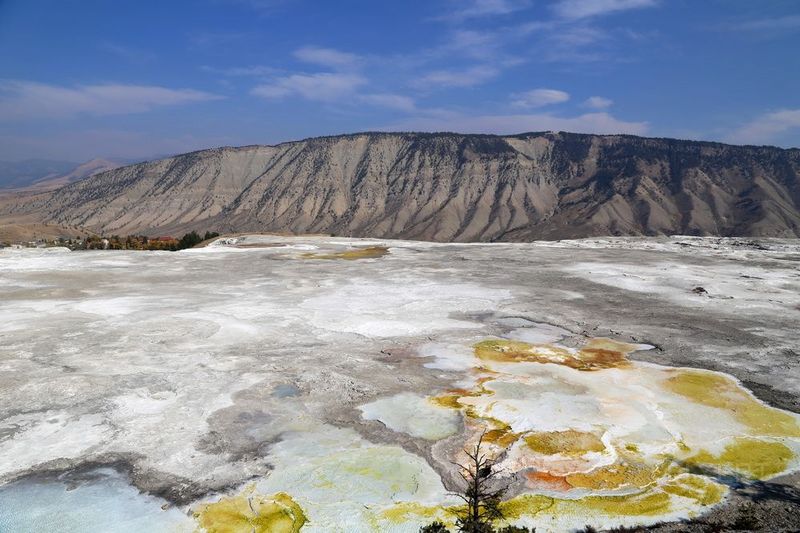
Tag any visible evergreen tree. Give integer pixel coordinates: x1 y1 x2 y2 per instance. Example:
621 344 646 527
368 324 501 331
177 231 203 249
420 522 450 533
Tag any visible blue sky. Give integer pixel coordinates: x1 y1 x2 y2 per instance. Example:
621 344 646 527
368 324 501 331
0 0 798 161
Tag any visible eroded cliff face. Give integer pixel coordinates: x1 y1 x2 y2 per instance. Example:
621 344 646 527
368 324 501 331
6 132 800 240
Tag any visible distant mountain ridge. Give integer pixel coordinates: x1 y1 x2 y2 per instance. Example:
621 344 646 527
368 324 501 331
0 159 77 189
0 158 126 191
2 131 799 241
25 158 125 191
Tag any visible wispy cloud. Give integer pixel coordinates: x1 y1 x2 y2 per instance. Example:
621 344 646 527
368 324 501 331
444 29 501 58
549 25 607 47
100 43 156 64
251 75 415 111
553 0 657 20
458 4 641 66
525 18 654 63
213 0 292 14
413 65 500 88
385 110 648 136
727 109 800 146
583 96 613 109
293 46 362 70
249 45 415 111
416 27 524 66
359 93 416 112
201 65 279 77
723 15 800 32
0 81 222 120
512 88 570 108
439 0 530 22
251 73 367 101
188 30 252 49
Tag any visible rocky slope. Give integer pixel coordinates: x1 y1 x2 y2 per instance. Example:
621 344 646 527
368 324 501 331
3 132 799 241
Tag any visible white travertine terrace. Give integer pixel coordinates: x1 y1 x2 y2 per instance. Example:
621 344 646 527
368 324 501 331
1 235 799 532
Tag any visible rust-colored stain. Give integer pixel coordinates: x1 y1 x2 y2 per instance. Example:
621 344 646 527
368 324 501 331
472 337 638 370
524 470 572 492
300 246 389 260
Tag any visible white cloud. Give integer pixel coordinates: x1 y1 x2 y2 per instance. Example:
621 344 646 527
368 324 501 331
0 80 222 120
100 43 156 64
512 88 570 108
216 0 291 14
553 0 657 20
516 20 610 63
446 29 498 53
188 31 251 49
413 65 499 88
725 15 800 32
202 65 278 77
550 25 607 47
359 93 416 111
385 111 648 136
583 96 613 109
438 0 528 22
433 28 522 63
251 73 366 102
293 46 362 70
461 0 522 16
727 109 800 146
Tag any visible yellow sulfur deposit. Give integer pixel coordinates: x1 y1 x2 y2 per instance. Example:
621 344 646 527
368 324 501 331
336 334 800 530
571 490 673 516
378 501 455 527
300 246 389 260
194 486 307 533
665 370 800 437
523 430 606 456
565 459 669 491
662 474 727 506
498 494 556 519
483 426 520 447
685 437 794 479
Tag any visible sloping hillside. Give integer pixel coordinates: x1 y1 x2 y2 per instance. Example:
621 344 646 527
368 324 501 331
3 132 799 241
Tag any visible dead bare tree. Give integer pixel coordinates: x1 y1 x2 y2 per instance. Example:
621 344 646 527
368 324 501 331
420 432 534 533
453 432 507 533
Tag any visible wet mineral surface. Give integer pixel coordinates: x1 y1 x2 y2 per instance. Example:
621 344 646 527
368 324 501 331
1 235 799 532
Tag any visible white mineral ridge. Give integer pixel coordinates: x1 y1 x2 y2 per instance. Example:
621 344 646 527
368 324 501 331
1 236 799 532
300 280 511 337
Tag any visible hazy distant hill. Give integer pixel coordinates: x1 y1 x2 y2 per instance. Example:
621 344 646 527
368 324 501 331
3 132 799 240
0 159 77 189
0 158 127 191
24 158 125 191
